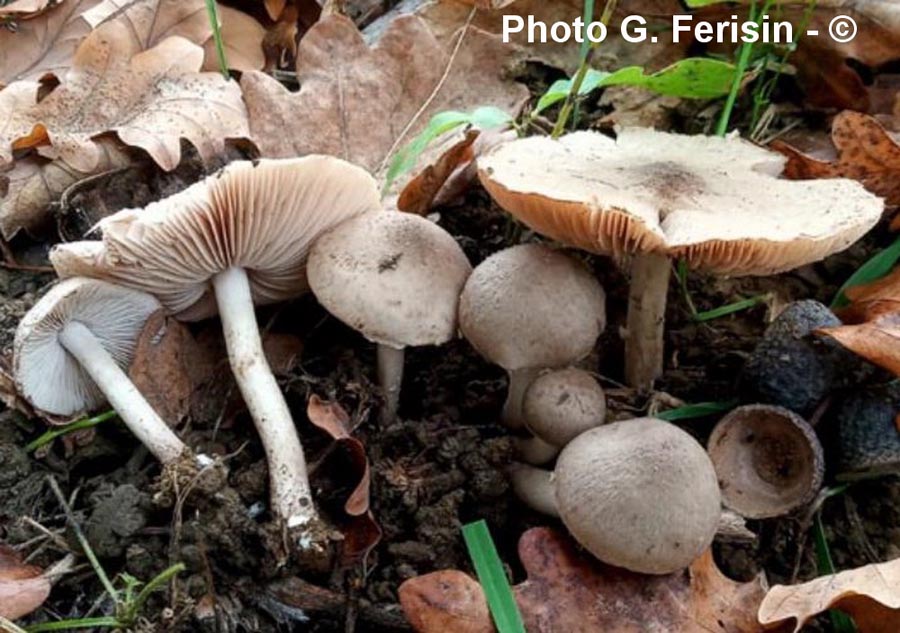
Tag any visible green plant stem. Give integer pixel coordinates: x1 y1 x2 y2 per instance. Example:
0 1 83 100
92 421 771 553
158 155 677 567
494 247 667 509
47 476 118 602
462 520 525 633
716 0 762 136
551 0 618 138
676 260 698 317
26 617 120 632
204 0 229 78
26 410 117 453
122 563 186 624
694 293 770 322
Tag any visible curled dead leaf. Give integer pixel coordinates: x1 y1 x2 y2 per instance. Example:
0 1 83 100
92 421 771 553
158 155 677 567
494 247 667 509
400 527 767 633
0 544 51 620
2 21 248 171
772 111 900 208
0 0 59 18
399 130 479 216
0 81 41 166
758 557 900 632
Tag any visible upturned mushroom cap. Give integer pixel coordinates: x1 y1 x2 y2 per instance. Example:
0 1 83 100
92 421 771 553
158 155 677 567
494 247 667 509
14 278 160 416
307 212 472 348
555 418 721 574
478 130 883 274
50 156 381 320
458 244 606 371
708 404 825 519
523 367 606 447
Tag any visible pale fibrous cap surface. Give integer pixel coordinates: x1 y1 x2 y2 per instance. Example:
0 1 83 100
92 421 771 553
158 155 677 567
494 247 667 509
50 156 382 320
458 243 606 371
14 278 160 416
555 418 721 574
708 404 825 519
523 367 607 447
478 129 884 275
308 211 472 348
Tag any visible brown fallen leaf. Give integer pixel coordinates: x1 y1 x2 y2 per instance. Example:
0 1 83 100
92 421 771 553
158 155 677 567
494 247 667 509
772 111 900 207
399 527 767 633
0 81 40 166
262 1 298 70
398 130 479 215
0 0 58 18
264 0 285 20
3 21 248 172
0 0 99 86
82 0 211 46
241 13 527 191
202 5 265 72
758 557 900 632
0 544 51 620
0 137 133 239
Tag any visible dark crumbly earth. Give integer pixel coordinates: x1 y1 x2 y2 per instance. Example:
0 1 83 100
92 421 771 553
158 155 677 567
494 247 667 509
2 85 899 633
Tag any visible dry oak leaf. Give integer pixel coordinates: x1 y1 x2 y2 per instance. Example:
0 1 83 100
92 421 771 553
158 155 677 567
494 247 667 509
0 0 100 86
202 5 266 72
400 527 767 633
758 557 900 632
0 544 51 620
0 137 132 239
3 22 249 172
241 13 527 187
0 80 41 166
772 111 900 208
0 0 60 18
81 0 211 47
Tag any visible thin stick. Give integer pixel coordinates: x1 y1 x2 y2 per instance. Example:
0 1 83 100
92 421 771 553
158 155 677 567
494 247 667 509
377 6 477 175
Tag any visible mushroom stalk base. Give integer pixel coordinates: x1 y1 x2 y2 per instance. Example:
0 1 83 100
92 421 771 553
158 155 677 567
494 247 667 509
625 253 670 390
377 344 404 424
502 367 541 429
509 463 560 518
58 321 186 465
213 267 317 529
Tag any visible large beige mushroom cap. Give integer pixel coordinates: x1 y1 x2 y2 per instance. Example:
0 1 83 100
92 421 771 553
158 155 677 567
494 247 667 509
308 211 472 348
555 418 721 574
459 243 606 371
51 156 381 320
478 129 883 275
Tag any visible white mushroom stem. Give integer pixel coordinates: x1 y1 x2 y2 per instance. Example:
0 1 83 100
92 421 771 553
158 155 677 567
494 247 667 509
509 463 560 517
625 253 671 390
502 367 541 429
58 321 186 465
515 434 560 465
212 267 316 528
377 344 404 424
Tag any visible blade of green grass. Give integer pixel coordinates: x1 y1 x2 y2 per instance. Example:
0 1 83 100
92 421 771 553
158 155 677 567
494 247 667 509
25 410 117 453
831 234 900 309
812 513 858 633
26 617 120 632
462 520 525 633
204 0 229 78
657 400 737 421
694 294 769 322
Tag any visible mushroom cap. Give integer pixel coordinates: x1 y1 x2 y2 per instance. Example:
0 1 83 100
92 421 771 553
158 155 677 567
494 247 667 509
50 156 382 321
555 418 721 574
523 367 606 447
708 404 825 519
308 211 471 348
478 130 883 275
14 277 160 417
458 244 606 371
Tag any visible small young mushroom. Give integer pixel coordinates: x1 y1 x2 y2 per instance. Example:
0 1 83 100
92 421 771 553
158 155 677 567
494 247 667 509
478 130 884 389
516 367 607 464
459 244 606 429
307 211 472 423
554 418 721 574
708 404 824 519
14 278 187 465
50 156 381 534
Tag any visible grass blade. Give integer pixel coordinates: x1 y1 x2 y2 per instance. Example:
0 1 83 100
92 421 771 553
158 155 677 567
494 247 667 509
26 617 120 632
831 234 900 309
462 520 525 633
204 0 229 78
25 410 117 453
657 400 737 421
694 294 769 322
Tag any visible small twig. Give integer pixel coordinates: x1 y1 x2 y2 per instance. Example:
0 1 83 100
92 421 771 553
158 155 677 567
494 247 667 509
58 166 131 217
376 6 477 175
0 260 54 273
21 516 70 552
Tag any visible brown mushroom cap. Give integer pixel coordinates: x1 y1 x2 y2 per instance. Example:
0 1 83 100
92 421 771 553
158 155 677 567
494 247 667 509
523 367 606 447
708 404 825 519
458 243 606 371
478 130 883 275
555 418 721 574
307 211 472 348
50 156 381 320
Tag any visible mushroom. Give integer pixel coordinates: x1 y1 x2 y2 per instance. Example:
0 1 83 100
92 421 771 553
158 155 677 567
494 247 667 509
458 244 606 429
50 156 381 532
14 278 188 466
307 211 472 422
510 418 721 574
478 129 884 389
516 367 606 464
708 404 824 519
